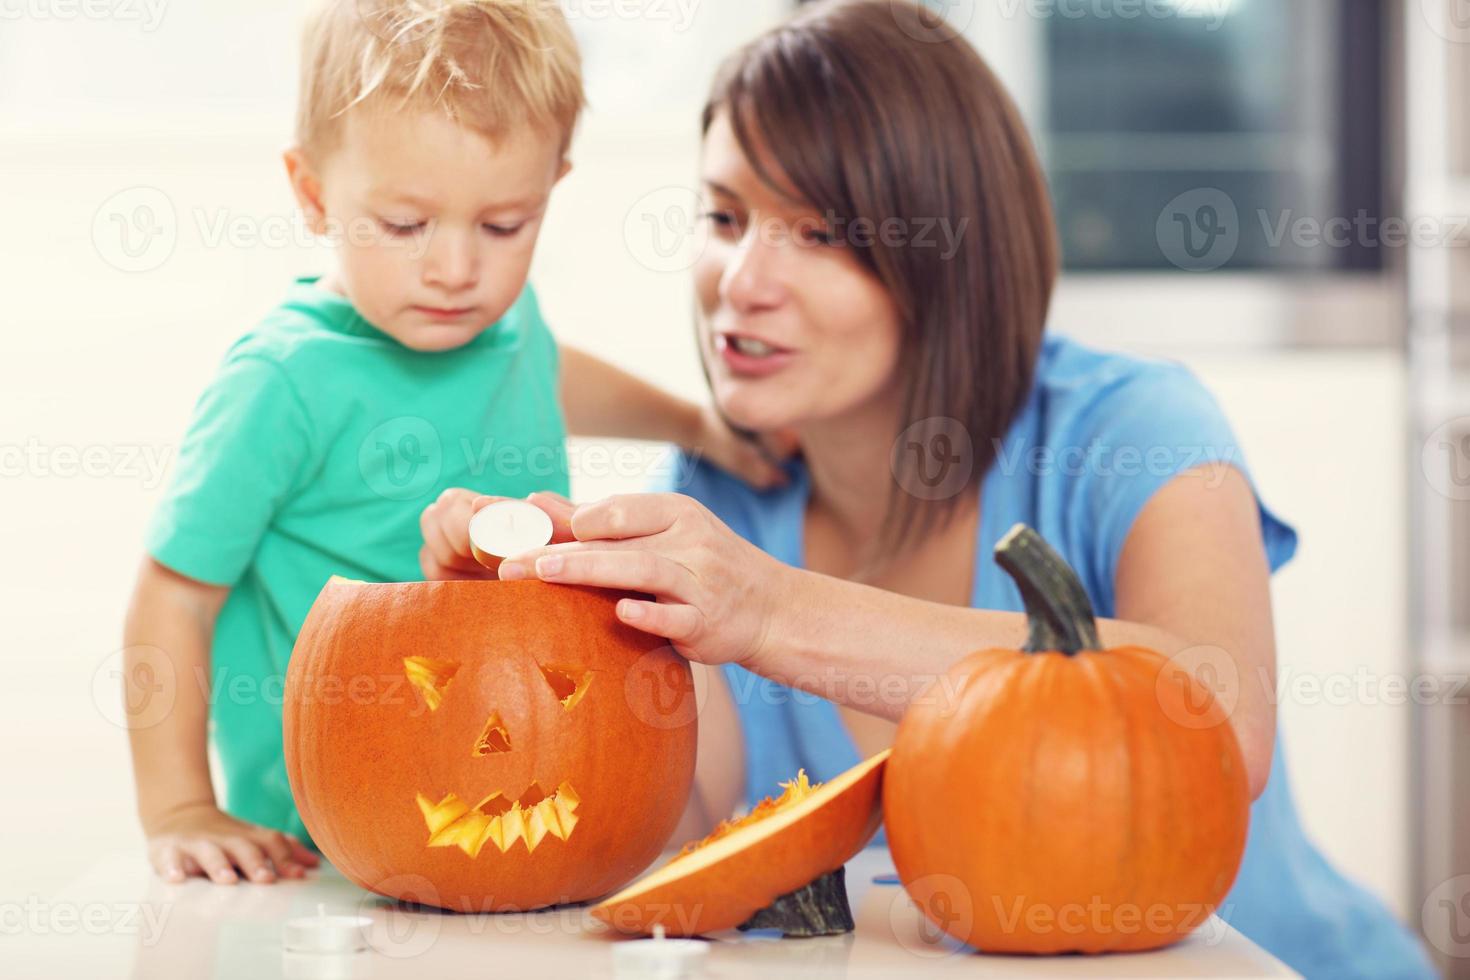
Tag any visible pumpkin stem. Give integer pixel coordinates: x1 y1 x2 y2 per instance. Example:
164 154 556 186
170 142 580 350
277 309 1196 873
737 867 854 937
994 524 1101 655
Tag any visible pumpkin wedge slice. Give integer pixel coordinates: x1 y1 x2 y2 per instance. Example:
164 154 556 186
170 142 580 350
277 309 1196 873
591 749 889 937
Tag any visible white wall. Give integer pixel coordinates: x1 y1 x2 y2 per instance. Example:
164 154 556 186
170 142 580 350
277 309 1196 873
0 0 1416 927
1195 351 1411 918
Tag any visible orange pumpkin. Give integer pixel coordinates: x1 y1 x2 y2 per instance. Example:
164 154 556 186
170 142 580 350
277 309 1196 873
592 751 888 937
884 524 1250 954
283 578 697 912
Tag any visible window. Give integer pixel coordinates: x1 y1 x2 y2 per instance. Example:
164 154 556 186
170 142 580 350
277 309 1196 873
804 0 1389 273
1039 0 1385 272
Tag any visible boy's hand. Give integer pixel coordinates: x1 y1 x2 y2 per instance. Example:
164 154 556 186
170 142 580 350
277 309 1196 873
686 405 797 491
146 802 319 884
420 488 504 580
420 490 576 580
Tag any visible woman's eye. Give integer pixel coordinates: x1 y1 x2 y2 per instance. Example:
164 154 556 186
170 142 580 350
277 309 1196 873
802 226 839 247
703 211 741 235
483 222 526 238
380 219 426 237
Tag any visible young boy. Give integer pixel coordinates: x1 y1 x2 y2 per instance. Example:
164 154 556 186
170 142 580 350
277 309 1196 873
123 0 781 886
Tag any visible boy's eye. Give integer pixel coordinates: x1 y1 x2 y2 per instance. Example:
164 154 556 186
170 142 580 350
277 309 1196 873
381 219 427 236
483 222 527 238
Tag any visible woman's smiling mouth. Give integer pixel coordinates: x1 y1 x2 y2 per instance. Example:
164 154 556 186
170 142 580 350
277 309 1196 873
716 332 797 377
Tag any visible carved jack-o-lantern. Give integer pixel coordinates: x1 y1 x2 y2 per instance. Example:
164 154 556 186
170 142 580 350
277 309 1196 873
284 579 698 912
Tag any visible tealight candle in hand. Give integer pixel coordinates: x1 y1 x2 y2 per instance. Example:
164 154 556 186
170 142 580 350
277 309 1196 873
470 498 555 574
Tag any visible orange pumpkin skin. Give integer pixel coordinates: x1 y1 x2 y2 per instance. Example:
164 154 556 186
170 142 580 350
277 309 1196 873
885 644 1249 954
283 579 697 913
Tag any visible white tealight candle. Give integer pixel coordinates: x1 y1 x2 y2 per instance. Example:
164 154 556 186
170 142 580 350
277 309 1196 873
470 498 554 572
611 924 709 980
281 904 371 956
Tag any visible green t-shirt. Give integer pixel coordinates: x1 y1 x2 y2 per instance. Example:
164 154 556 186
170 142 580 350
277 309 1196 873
146 278 569 840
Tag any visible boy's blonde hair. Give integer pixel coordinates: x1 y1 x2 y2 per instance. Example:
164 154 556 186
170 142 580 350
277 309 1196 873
296 0 584 155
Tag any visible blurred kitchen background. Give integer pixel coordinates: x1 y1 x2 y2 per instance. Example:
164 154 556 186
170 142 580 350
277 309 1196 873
2 0 1469 972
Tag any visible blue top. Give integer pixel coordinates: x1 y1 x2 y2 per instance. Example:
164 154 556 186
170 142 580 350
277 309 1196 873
659 333 1433 978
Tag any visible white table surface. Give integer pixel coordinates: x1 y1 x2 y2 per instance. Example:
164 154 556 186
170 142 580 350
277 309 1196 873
9 847 1297 979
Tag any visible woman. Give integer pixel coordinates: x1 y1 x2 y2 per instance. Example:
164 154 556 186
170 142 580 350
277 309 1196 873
419 1 1432 975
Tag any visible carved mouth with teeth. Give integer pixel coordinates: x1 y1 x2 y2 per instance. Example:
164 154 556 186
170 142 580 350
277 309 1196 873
417 782 581 857
404 654 592 859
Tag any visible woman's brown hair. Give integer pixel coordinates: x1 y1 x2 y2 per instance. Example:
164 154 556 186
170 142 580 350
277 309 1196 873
702 0 1059 563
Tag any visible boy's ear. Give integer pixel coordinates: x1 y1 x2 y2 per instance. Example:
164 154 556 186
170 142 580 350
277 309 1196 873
283 147 329 236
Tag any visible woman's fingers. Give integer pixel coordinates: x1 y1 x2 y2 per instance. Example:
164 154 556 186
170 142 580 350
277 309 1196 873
509 548 699 603
569 494 693 541
493 534 646 580
616 598 705 644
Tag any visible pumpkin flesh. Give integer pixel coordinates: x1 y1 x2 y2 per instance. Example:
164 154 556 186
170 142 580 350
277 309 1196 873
591 750 888 936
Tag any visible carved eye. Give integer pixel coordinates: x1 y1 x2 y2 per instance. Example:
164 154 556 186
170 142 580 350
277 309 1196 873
539 665 593 710
404 656 457 711
403 658 592 714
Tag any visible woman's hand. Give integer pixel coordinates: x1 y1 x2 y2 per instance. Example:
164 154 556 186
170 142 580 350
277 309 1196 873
495 493 789 668
145 802 319 884
419 489 576 580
